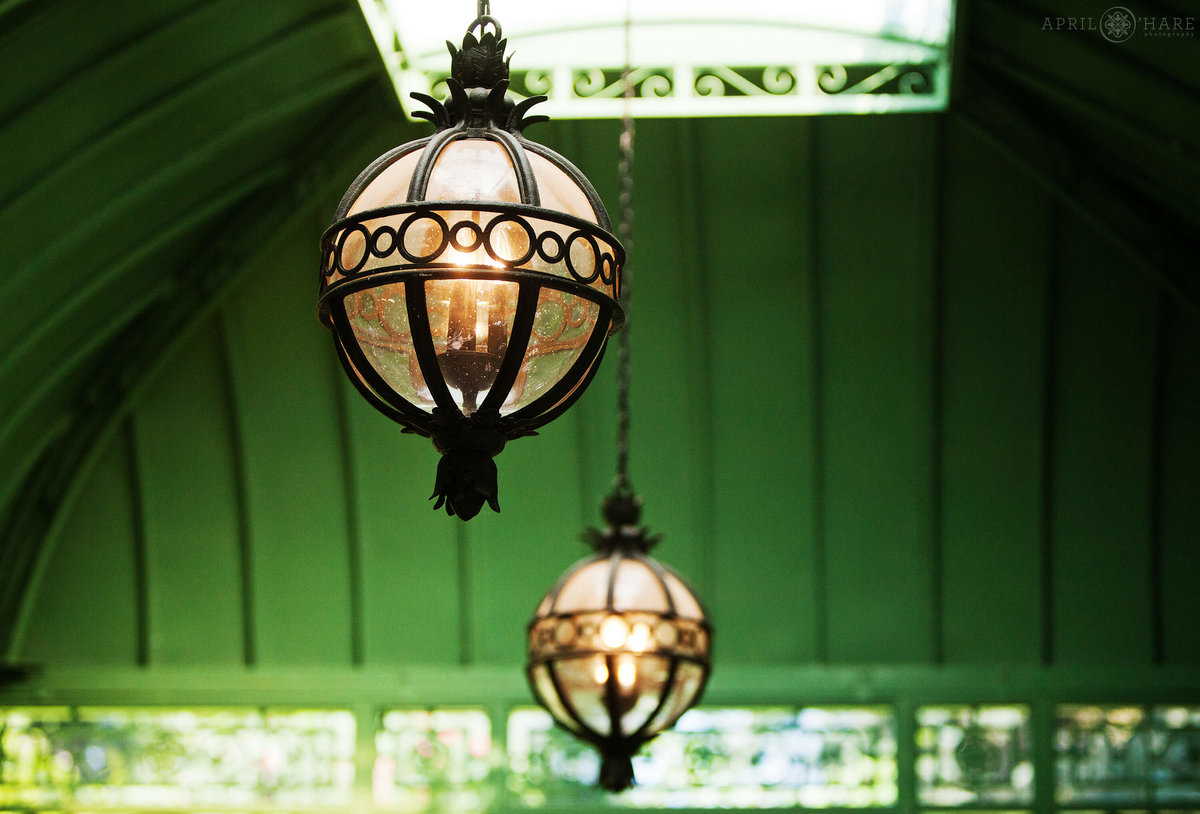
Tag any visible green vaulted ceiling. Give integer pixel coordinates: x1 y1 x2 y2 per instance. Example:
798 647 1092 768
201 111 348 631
1 0 1199 674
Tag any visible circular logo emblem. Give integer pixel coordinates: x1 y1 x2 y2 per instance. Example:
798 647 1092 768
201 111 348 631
1101 6 1137 42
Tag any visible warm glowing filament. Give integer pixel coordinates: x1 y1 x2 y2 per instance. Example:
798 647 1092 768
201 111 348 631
593 661 608 683
616 656 637 689
627 622 652 652
599 616 629 649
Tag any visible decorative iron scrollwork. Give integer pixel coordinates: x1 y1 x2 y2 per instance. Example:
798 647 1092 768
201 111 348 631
816 63 936 95
694 66 798 97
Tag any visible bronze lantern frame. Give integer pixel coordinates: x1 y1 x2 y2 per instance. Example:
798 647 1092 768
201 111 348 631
527 490 713 791
318 13 624 520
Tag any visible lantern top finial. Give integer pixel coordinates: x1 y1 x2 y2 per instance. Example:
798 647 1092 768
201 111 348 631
409 13 549 135
583 482 660 555
448 16 510 89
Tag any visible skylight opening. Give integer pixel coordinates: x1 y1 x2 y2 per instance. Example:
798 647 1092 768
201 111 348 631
359 0 956 119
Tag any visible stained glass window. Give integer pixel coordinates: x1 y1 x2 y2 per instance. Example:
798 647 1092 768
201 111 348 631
0 707 73 808
916 705 1033 806
1056 705 1152 805
1154 706 1200 804
508 706 898 808
0 707 354 810
374 708 494 812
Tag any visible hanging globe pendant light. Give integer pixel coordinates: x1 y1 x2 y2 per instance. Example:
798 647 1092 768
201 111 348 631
527 488 712 792
317 4 624 520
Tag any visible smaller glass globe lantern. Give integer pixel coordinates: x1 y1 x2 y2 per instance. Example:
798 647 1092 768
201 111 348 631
527 490 712 791
317 11 624 520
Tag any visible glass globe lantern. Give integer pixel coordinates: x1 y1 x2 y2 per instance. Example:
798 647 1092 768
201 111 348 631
317 13 624 520
527 491 712 791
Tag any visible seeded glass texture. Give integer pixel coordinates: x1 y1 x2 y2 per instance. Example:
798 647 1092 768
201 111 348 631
507 706 898 809
334 139 614 418
374 709 494 812
916 706 1033 806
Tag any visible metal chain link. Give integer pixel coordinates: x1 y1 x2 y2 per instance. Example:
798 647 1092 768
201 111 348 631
613 0 635 497
478 0 490 19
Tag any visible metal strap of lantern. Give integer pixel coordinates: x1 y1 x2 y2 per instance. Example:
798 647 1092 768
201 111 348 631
318 6 624 520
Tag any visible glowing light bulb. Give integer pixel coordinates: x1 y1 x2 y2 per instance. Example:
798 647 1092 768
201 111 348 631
599 616 629 649
627 622 652 652
616 655 637 689
593 660 609 683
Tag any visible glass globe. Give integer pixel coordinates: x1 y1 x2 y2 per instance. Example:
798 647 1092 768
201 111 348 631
316 15 624 519
527 495 711 791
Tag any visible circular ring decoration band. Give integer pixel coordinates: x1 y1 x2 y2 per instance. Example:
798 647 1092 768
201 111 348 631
316 12 624 520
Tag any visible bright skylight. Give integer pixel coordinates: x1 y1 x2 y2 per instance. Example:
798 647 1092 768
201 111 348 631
359 0 955 118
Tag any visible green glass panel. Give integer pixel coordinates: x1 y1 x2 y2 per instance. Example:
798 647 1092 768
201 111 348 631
1056 705 1152 806
916 705 1033 806
0 707 354 809
508 705 897 808
0 708 73 808
1153 706 1200 805
374 709 494 812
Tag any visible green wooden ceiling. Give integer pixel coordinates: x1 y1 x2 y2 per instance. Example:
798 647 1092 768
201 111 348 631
1 0 1198 673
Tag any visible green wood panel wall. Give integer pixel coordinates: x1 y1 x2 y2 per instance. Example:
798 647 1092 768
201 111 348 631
938 120 1048 663
1048 217 1157 664
11 114 1196 674
698 117 820 663
220 215 354 665
343 386 462 666
815 115 938 663
19 439 140 664
1158 306 1200 663
131 319 245 664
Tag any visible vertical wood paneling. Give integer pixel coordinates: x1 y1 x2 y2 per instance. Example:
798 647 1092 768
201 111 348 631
1049 216 1156 665
343 386 461 665
1158 304 1200 663
221 216 353 666
131 318 245 664
816 114 937 663
700 116 819 663
939 120 1048 662
10 114 1197 674
468 418 588 665
18 438 140 664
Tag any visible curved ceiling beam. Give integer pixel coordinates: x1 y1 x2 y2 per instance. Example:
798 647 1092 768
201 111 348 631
0 96 395 661
0 165 277 496
0 6 364 253
955 65 1200 319
0 0 214 131
0 65 375 396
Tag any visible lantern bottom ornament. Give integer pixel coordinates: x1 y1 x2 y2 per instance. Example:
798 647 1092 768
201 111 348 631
526 489 712 791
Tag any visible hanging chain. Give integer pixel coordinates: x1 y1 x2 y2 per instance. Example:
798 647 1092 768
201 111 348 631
613 0 635 498
477 0 490 18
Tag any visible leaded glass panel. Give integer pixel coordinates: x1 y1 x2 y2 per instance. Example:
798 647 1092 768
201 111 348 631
1153 706 1200 804
916 705 1033 806
0 707 73 808
507 705 897 808
0 707 355 809
374 708 494 812
1056 705 1152 805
